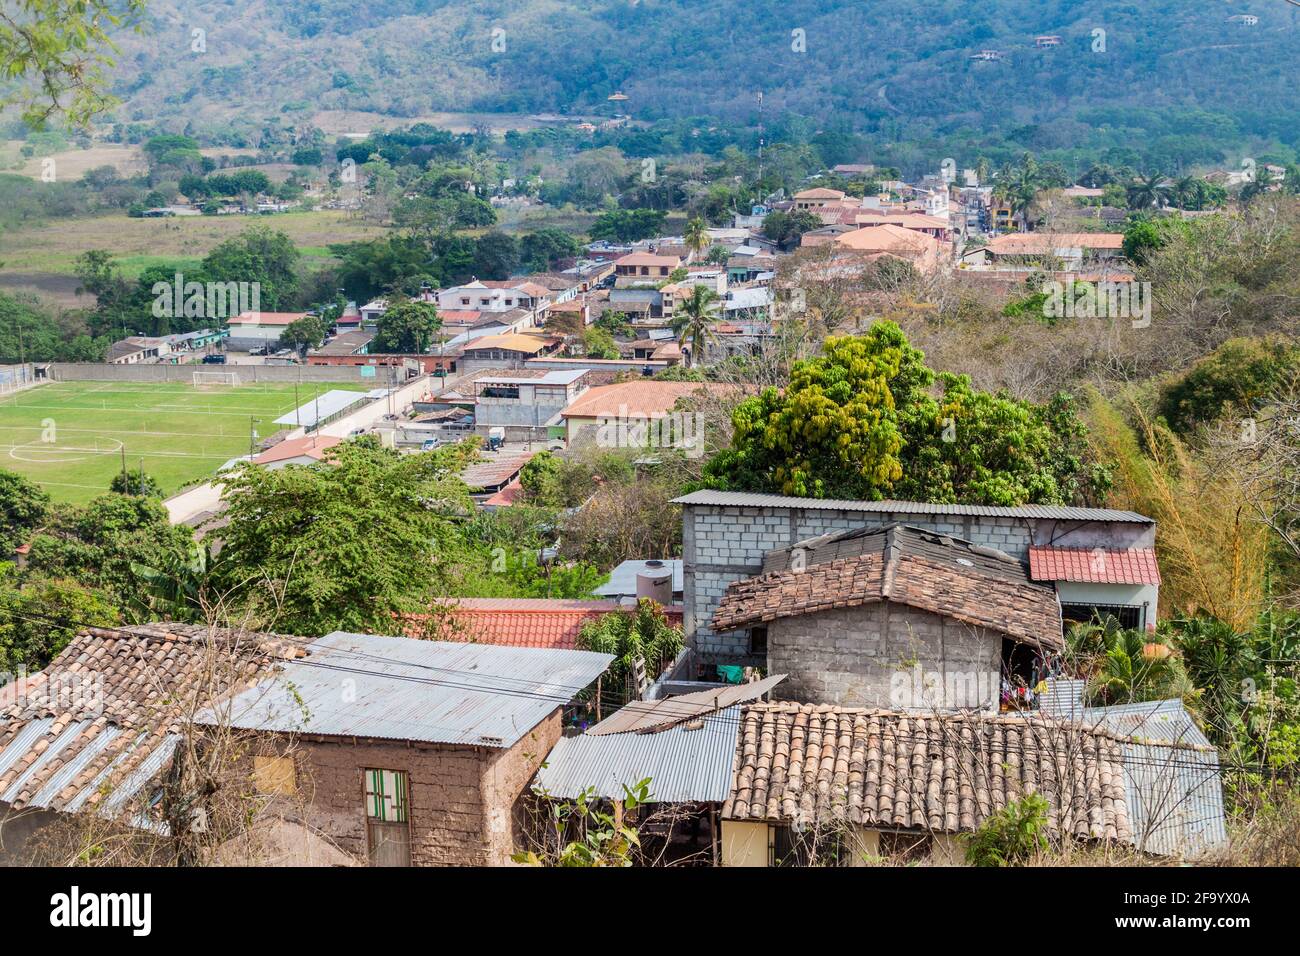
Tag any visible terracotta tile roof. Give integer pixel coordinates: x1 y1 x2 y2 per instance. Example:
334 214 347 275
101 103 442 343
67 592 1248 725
560 380 735 420
0 624 305 817
834 224 941 254
462 332 561 354
985 232 1125 254
1030 546 1162 586
794 187 847 200
252 435 341 465
419 599 684 650
712 525 1063 650
724 703 1133 841
483 477 526 507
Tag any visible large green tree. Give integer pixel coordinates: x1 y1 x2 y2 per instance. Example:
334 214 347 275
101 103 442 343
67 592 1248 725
702 323 1110 505
0 0 145 127
201 226 300 311
373 300 440 353
0 469 49 553
25 491 194 611
280 313 326 353
210 438 477 635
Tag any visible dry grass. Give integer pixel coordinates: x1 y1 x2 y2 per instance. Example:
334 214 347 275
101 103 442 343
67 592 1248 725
2 145 148 180
0 210 387 278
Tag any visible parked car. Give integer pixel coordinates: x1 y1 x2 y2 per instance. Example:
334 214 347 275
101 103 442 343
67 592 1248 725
421 438 442 451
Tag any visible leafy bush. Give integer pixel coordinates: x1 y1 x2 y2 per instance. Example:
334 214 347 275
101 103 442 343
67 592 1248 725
964 794 1050 866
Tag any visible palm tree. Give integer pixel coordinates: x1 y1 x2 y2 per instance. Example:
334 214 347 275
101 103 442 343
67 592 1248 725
1171 176 1199 210
1126 172 1171 211
683 216 710 260
673 285 720 368
1067 619 1193 706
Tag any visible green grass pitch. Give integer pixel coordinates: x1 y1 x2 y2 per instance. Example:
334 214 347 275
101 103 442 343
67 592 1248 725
0 380 369 504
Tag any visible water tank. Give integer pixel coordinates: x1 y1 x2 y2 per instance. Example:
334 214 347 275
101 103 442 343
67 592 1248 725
635 560 673 605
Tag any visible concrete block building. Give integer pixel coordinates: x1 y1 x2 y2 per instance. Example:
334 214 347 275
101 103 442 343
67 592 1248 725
710 524 1063 710
675 490 1160 671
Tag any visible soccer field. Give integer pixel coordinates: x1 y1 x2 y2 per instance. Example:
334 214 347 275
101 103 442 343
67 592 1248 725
0 380 370 504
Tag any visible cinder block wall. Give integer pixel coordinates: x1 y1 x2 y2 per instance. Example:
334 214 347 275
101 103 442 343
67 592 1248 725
768 603 1003 711
683 503 1031 664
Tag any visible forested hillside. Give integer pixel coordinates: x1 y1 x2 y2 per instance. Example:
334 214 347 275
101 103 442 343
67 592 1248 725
99 0 1298 166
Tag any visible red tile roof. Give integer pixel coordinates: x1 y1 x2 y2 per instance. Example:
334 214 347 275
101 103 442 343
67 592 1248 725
253 435 341 465
560 380 736 420
417 599 684 650
483 477 526 507
1029 546 1162 586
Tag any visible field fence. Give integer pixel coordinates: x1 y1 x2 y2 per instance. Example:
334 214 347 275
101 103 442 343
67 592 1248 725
0 364 37 395
46 363 378 385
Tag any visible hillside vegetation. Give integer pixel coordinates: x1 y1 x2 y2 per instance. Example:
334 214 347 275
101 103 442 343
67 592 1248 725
90 0 1298 168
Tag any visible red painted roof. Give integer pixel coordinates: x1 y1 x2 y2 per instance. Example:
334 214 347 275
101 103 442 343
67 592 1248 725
1029 546 1162 586
412 599 684 650
252 436 341 465
483 477 526 507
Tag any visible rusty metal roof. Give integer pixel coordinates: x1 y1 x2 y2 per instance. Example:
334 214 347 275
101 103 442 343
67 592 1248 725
586 675 786 736
212 632 613 749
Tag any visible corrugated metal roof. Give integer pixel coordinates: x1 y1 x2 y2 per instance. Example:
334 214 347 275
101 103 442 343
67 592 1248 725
1121 741 1226 858
213 632 613 749
535 706 741 803
0 717 53 776
2 719 91 803
273 389 370 428
593 560 684 598
1038 687 1226 857
673 489 1154 524
587 675 786 736
30 725 120 809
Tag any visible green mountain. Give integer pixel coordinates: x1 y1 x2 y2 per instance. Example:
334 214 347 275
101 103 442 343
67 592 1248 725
107 1 1298 164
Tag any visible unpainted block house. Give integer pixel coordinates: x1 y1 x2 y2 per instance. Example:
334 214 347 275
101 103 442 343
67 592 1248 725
0 624 610 866
675 489 1161 676
711 523 1063 710
523 488 1223 866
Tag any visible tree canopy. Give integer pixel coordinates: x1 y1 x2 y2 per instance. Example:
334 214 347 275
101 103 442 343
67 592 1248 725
702 323 1110 506
210 438 477 635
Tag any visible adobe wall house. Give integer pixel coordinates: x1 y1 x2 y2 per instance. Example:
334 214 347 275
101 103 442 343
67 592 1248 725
0 624 611 867
711 525 1063 711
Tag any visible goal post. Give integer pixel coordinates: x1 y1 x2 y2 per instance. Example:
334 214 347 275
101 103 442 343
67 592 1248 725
192 370 241 387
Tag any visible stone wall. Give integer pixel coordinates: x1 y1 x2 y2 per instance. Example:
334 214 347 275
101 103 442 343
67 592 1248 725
48 362 381 384
768 603 1003 711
